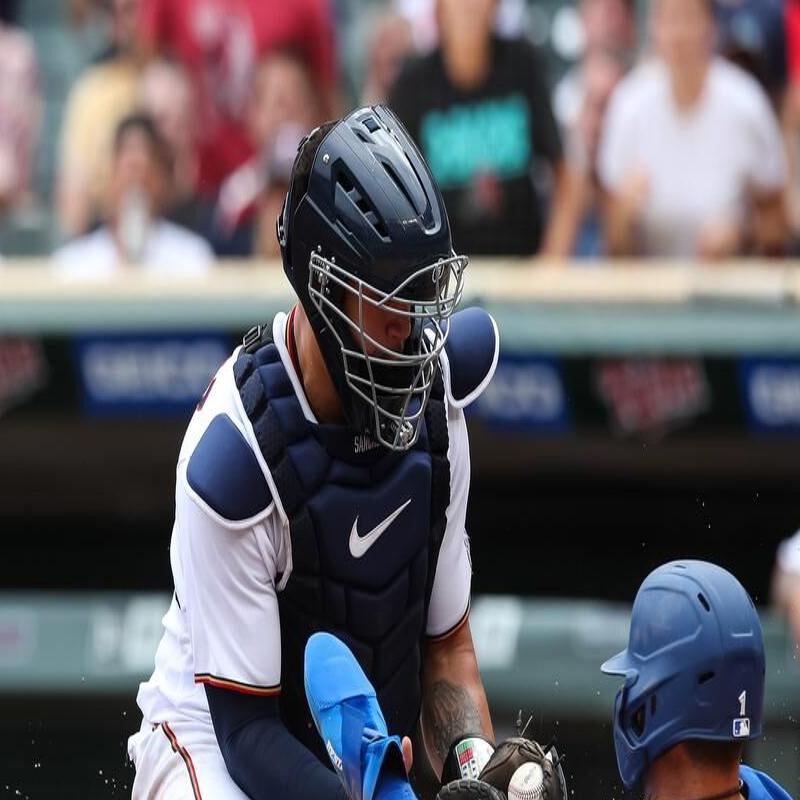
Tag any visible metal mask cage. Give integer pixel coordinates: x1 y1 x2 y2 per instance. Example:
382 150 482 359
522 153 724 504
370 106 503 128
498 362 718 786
308 251 467 450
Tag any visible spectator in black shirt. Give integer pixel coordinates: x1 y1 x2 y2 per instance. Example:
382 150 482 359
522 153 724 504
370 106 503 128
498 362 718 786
388 0 576 257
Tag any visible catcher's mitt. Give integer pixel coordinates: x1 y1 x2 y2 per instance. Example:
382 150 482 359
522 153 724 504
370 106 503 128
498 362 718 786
478 737 567 800
436 778 506 800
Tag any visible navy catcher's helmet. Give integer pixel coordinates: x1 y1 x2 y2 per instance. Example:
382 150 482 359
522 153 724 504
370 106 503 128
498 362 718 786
601 560 765 789
277 105 465 451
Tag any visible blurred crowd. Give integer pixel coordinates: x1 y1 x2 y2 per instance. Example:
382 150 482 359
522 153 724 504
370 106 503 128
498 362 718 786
0 0 799 272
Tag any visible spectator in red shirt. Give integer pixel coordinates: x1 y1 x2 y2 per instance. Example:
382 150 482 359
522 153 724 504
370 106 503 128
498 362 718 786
789 0 800 84
137 0 337 195
207 48 324 257
0 18 40 215
139 58 202 232
784 0 800 246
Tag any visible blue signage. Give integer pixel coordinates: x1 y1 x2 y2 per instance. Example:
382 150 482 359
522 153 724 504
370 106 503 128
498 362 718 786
739 358 800 433
74 333 231 416
471 355 570 432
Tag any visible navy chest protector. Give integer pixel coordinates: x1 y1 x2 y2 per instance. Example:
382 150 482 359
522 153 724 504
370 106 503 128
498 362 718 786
232 328 451 761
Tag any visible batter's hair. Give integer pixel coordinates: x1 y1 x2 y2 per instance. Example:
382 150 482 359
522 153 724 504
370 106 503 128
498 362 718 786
683 740 744 770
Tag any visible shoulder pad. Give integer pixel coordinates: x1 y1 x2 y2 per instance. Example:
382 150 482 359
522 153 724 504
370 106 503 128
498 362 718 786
440 307 499 408
187 413 272 523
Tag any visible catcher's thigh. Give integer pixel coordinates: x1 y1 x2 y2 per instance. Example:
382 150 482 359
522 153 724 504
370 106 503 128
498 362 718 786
128 718 249 800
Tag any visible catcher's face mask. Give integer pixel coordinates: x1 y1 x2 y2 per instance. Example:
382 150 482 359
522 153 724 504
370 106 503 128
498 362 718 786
308 251 466 450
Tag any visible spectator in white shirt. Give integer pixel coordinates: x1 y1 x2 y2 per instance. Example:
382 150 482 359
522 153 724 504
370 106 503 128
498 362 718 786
54 113 213 279
772 530 800 655
598 0 789 259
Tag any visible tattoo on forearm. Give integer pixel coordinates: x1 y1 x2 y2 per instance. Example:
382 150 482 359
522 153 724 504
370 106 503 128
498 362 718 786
426 680 483 762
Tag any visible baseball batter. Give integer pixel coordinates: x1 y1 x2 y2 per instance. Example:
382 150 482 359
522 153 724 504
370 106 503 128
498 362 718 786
603 560 794 800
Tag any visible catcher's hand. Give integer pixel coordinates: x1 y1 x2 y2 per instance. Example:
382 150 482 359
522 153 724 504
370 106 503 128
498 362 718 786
478 737 567 800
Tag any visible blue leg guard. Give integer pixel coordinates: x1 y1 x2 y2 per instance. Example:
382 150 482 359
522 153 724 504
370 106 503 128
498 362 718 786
304 632 418 800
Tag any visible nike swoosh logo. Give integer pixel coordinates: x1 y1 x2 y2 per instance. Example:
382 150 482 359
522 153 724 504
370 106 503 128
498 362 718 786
349 499 412 558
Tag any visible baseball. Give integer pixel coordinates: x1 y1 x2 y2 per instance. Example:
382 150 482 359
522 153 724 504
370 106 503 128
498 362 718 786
508 761 546 800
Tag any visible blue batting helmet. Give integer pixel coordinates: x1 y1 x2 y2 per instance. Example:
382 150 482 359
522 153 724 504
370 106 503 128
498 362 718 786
601 560 765 789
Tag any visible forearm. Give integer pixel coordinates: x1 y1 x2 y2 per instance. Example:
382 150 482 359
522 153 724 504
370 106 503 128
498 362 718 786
420 621 494 779
206 685 347 800
752 192 789 256
541 163 582 260
225 716 347 799
604 196 639 257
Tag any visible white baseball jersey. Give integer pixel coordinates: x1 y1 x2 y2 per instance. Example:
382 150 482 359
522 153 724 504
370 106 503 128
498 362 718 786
131 311 473 733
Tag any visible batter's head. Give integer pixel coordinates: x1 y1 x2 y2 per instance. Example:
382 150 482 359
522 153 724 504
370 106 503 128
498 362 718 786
278 105 465 450
601 560 765 789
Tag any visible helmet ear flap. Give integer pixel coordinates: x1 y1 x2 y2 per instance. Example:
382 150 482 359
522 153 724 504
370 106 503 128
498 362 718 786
277 197 287 249
630 703 647 739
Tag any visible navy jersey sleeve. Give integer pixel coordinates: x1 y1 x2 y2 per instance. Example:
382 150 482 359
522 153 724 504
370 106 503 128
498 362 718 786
205 685 348 800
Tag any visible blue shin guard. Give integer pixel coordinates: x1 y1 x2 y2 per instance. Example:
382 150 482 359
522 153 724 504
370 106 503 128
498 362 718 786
304 632 417 800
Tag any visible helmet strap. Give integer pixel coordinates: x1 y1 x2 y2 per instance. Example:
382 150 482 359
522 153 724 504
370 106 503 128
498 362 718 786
286 305 302 379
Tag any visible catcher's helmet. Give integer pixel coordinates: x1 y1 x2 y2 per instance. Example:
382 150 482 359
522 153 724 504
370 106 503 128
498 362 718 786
601 560 765 789
277 105 465 451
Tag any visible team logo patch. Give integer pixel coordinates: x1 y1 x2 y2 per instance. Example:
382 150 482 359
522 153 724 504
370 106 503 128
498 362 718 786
732 717 750 738
454 737 495 779
457 742 473 765
456 740 479 778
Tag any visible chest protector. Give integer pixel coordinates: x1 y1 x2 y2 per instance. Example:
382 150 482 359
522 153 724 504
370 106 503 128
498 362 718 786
233 326 451 761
